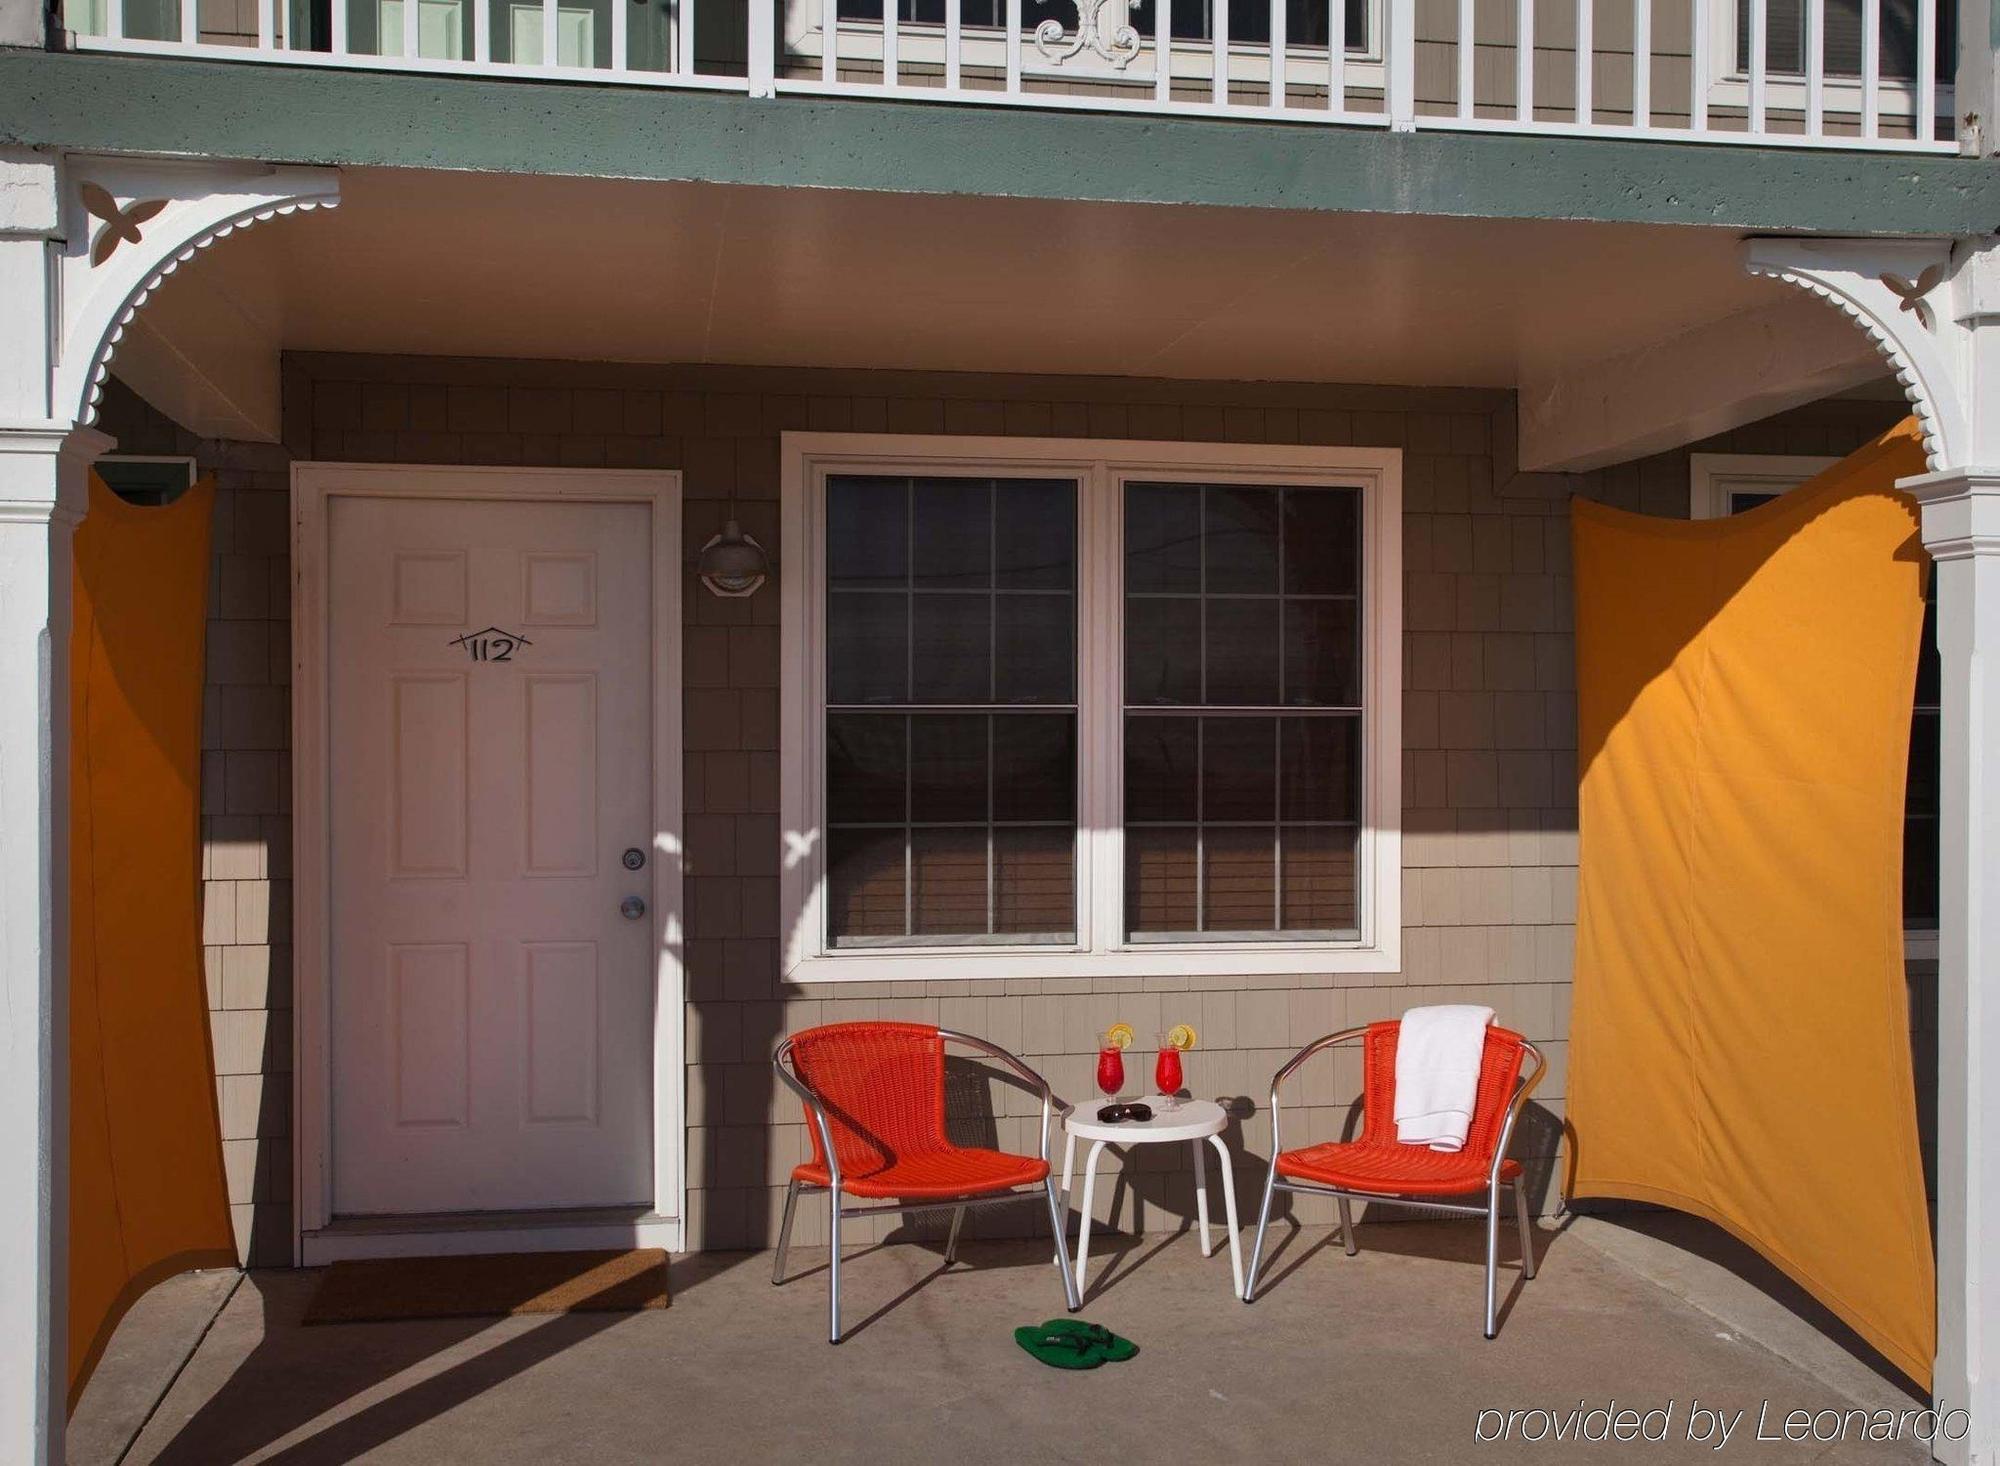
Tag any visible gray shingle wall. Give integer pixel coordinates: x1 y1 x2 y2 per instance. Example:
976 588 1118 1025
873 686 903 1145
101 362 1908 1259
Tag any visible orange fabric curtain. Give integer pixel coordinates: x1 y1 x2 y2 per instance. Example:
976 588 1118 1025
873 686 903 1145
68 472 236 1408
1568 419 1936 1387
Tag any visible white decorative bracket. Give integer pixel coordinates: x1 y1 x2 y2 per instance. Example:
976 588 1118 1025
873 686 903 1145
53 155 340 428
1742 236 1982 473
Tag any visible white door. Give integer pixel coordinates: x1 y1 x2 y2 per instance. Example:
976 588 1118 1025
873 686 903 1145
328 493 656 1216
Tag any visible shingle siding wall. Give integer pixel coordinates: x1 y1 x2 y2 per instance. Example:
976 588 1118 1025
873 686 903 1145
101 361 1909 1261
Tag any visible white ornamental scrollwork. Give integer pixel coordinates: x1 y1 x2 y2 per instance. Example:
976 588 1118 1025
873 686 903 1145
1035 0 1142 68
55 158 342 427
1743 237 1962 472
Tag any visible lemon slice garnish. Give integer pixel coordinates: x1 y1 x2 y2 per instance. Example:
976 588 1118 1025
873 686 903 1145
1105 1023 1136 1050
1167 1023 1198 1051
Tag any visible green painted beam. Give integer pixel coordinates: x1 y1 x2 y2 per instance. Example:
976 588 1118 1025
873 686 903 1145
4 48 1999 234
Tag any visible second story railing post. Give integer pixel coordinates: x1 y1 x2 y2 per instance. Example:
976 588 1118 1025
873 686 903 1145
1959 0 1997 152
748 0 777 96
1387 0 1416 129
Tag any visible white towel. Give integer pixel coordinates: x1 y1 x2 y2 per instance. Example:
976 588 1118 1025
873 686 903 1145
1393 1004 1495 1152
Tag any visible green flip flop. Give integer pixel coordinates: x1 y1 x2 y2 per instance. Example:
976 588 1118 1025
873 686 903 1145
1013 1319 1140 1369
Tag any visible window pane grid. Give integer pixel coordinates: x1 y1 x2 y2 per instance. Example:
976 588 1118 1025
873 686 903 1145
1123 479 1362 942
1732 0 1945 80
825 474 1077 947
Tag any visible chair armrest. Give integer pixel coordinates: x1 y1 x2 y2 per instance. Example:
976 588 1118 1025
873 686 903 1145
1487 1040 1548 1190
773 1038 843 1193
1265 1027 1370 1158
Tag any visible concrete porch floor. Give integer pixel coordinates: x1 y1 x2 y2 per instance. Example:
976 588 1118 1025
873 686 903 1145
76 1215 1933 1465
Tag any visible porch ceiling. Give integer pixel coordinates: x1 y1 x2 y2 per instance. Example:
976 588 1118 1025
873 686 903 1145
156 165 1829 394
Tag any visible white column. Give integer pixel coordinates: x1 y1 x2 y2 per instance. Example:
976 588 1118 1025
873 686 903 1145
1903 467 2000 1466
1744 234 2000 1466
0 147 107 1466
0 426 105 1466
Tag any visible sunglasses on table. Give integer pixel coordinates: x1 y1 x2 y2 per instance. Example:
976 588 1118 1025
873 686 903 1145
1094 1102 1154 1124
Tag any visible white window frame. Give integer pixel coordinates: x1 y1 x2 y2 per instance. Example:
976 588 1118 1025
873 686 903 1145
780 432 1402 983
1688 452 1837 520
1702 0 1949 123
1689 450 1937 952
94 452 197 481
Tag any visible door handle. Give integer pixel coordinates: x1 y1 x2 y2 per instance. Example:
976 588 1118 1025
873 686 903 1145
620 896 647 920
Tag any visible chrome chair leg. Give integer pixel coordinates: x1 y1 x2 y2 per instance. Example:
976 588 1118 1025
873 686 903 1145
1483 1181 1502 1340
1337 1196 1359 1256
827 1191 844 1345
1044 1177 1082 1312
944 1205 967 1265
1514 1177 1537 1280
773 1179 801 1285
1242 1163 1279 1302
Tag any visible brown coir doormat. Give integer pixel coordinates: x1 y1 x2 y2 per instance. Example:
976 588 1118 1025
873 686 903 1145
304 1248 669 1325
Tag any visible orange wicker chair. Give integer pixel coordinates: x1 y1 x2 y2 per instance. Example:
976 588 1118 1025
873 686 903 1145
1242 1020 1546 1337
772 1021 1080 1342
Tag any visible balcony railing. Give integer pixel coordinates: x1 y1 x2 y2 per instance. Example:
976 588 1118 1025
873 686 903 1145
65 0 1959 151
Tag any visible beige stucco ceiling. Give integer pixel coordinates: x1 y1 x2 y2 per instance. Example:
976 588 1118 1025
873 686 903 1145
163 164 1838 391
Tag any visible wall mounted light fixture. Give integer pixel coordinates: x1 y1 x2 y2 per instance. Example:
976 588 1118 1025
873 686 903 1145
696 519 770 598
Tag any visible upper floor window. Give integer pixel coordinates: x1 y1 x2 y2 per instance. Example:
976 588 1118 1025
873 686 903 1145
782 434 1402 982
836 0 1369 50
1732 0 1953 81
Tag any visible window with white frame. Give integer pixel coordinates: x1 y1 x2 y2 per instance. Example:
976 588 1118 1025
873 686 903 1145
781 0 1384 92
832 0 1371 51
94 455 197 506
1730 0 1949 82
1689 453 1939 935
781 435 1402 982
1711 0 1954 120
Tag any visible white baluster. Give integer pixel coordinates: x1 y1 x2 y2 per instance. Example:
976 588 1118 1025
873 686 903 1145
1688 0 1706 128
1456 0 1473 116
1631 0 1649 125
1514 0 1531 118
749 0 775 92
1748 0 1766 132
1917 0 1935 140
1213 0 1228 103
1805 0 1823 135
1574 0 1590 124
1270 0 1284 105
1329 0 1345 111
1387 0 1415 126
1861 0 1879 135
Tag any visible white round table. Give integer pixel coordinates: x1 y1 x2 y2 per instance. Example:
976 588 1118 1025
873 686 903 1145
1059 1096 1243 1299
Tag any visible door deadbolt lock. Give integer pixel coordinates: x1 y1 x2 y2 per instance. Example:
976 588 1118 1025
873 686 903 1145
620 896 647 920
622 847 646 871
